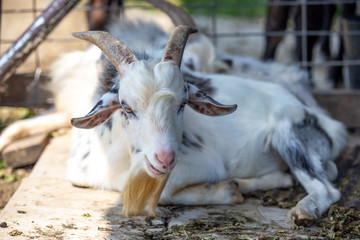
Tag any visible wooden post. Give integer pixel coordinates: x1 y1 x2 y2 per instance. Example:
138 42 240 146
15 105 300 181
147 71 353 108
0 0 81 85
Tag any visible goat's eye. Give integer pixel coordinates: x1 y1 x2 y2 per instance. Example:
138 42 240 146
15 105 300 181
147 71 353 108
124 107 137 118
121 100 137 118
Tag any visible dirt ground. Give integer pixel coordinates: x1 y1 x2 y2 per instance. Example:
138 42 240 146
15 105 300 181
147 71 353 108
0 182 19 209
0 168 32 210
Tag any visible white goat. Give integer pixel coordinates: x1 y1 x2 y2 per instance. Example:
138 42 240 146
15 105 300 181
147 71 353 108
49 20 347 224
0 2 347 226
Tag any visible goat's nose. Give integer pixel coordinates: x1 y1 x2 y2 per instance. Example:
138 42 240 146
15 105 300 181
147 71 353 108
155 151 176 170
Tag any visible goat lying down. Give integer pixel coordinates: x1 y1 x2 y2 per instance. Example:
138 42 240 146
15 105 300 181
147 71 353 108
36 22 346 225
0 17 347 225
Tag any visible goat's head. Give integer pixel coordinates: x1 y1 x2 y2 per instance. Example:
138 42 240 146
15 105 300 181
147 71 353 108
71 25 237 178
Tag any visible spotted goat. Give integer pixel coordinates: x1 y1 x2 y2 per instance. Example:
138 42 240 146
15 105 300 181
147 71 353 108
63 23 347 224
0 7 347 227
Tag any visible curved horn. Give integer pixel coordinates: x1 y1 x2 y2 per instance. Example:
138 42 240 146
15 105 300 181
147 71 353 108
72 31 137 76
163 25 197 67
145 0 196 28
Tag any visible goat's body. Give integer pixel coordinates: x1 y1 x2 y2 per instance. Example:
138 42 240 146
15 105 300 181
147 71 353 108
64 42 346 218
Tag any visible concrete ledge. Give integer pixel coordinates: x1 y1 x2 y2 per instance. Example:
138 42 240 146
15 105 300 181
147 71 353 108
0 133 322 239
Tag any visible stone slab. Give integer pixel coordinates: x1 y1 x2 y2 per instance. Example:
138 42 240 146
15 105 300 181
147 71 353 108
3 133 50 169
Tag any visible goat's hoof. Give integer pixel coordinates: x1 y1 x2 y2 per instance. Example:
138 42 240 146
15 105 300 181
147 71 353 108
228 180 244 204
289 206 315 227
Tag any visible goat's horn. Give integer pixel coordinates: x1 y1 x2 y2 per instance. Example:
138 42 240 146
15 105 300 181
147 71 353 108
72 31 137 77
163 25 197 67
145 0 196 28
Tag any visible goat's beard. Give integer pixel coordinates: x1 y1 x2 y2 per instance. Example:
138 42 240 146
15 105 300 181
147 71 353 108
122 168 169 217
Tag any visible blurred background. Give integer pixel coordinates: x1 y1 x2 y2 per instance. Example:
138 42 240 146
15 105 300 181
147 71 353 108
1 0 359 89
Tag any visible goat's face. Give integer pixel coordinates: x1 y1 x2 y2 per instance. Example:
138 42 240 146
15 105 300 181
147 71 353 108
70 26 237 178
118 60 186 177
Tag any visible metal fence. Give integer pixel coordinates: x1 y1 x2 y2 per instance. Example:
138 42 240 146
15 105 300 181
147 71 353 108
1 0 360 88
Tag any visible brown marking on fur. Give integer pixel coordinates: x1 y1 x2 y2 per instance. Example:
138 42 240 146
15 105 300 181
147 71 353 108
187 98 237 116
122 169 169 217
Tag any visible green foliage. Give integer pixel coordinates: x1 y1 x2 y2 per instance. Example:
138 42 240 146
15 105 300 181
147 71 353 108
124 0 267 18
0 159 5 169
181 0 267 18
0 107 37 133
3 174 16 183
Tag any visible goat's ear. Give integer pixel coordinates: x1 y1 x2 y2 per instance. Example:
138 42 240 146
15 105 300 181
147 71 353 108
71 91 120 129
187 83 237 116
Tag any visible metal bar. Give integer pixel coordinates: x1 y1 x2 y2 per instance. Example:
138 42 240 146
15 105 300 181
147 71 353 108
2 29 360 44
300 0 307 67
297 59 360 68
209 30 360 38
211 0 217 46
32 0 41 70
0 0 81 85
182 0 358 8
0 0 2 54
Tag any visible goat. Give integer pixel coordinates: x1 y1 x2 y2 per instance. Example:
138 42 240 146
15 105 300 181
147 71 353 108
218 52 324 113
0 1 347 225
62 23 347 224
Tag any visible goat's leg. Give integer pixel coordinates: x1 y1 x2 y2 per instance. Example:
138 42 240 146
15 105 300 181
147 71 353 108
169 180 244 205
166 171 293 205
0 111 70 153
263 0 291 60
272 116 341 225
231 171 294 194
288 170 340 226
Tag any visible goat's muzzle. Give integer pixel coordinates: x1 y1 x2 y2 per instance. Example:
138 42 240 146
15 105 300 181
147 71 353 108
145 151 176 177
155 151 176 171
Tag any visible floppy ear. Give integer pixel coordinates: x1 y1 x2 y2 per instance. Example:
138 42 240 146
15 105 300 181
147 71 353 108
71 87 121 129
187 83 237 116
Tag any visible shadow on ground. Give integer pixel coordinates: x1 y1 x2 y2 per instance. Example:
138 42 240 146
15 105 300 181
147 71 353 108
102 142 360 239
